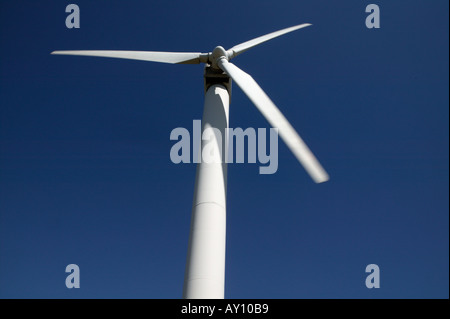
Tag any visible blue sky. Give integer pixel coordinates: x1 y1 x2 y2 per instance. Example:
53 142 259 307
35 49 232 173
0 1 448 298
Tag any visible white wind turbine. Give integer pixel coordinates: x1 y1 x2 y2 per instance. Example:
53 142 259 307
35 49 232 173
52 23 329 299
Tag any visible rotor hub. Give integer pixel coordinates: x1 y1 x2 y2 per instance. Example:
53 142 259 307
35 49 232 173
210 46 228 69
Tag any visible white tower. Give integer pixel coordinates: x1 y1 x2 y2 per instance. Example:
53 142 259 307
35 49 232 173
182 67 231 298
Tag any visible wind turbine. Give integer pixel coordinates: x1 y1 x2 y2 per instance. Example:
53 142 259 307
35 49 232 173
52 23 329 299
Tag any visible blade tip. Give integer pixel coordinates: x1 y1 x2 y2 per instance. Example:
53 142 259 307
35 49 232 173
314 173 330 184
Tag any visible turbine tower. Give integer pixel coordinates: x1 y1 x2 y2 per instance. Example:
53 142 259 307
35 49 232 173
51 23 329 299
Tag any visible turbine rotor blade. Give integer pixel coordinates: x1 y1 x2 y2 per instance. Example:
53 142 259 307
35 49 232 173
218 59 329 183
51 50 206 64
228 23 312 59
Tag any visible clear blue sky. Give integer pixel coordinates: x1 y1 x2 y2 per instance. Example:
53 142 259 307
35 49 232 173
0 0 448 298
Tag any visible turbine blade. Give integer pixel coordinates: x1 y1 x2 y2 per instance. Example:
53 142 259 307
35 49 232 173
51 50 204 64
218 59 329 183
228 23 312 58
